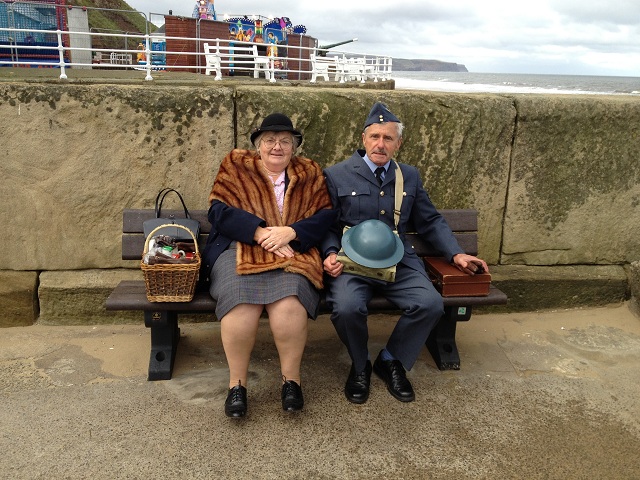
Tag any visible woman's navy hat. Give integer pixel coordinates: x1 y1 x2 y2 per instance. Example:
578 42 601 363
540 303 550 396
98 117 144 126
364 102 401 129
250 113 303 146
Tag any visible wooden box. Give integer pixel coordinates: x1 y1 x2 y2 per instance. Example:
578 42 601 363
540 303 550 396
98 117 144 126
424 257 491 297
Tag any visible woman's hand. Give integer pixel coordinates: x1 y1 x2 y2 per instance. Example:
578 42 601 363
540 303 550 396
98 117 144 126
255 226 297 258
272 244 295 258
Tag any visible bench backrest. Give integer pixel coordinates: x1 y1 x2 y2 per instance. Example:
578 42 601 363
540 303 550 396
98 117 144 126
121 209 478 260
203 42 263 64
312 54 337 64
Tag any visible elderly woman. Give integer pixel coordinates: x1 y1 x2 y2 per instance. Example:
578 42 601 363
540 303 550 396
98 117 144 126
202 113 336 418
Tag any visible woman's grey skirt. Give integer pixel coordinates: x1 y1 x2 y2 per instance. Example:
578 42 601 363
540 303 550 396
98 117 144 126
209 244 320 320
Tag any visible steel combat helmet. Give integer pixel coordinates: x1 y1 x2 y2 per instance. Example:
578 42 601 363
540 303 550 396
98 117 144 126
342 219 404 268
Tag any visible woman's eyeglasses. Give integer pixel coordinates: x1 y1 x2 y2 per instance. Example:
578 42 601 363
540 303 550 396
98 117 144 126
262 137 293 149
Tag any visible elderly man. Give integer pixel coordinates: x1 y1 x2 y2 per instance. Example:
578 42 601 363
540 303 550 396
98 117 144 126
321 102 488 403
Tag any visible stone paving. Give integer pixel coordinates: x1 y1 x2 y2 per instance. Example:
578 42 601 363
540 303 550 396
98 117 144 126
2 303 639 479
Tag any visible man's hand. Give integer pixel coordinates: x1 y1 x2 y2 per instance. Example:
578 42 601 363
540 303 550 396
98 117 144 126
323 252 343 278
452 253 489 275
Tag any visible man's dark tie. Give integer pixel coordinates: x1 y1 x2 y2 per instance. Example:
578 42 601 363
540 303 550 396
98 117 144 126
374 167 385 185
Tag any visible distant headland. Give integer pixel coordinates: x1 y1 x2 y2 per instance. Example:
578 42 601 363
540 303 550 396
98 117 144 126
392 58 468 72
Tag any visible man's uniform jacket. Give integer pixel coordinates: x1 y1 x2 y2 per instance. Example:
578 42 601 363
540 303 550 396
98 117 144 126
321 150 464 275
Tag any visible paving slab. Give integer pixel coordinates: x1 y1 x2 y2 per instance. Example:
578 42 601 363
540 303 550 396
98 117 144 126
1 303 639 479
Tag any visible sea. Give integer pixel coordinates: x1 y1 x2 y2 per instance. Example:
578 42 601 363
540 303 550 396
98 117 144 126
392 71 640 95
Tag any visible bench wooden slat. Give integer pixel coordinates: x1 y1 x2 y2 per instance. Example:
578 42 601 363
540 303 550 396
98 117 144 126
121 209 478 258
121 232 475 260
436 209 478 231
122 209 476 234
407 233 478 258
106 280 507 312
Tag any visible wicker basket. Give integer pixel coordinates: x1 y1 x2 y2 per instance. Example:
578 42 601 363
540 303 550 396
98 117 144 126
140 224 201 302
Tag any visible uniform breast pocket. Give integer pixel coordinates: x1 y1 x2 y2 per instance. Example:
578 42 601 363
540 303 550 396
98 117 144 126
400 190 416 223
337 185 371 223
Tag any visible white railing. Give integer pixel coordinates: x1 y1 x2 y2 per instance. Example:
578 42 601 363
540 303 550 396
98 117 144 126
0 26 393 83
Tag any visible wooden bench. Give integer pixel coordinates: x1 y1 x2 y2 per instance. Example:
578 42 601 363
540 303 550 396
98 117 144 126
309 52 343 83
92 52 132 68
204 41 271 81
340 56 367 83
106 209 507 380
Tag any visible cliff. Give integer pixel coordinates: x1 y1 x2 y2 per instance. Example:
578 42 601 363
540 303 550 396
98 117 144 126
393 58 468 72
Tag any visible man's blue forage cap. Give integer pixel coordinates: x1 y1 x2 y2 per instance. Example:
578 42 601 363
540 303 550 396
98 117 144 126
364 102 400 129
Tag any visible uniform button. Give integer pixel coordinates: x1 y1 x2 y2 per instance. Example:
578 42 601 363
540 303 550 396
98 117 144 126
380 210 386 215
379 191 385 197
352 191 356 196
403 192 407 196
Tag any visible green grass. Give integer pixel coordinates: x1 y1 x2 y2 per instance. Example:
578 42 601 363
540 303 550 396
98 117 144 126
66 0 157 50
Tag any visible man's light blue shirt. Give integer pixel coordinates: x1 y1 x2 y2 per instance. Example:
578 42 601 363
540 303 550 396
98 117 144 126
362 154 390 181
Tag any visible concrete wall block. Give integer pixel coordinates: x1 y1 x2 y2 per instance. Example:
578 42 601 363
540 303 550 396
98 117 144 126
38 269 141 325
0 84 235 271
504 95 640 265
0 271 38 327
66 8 91 68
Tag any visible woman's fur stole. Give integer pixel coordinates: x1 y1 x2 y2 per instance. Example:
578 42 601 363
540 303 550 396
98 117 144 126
209 149 332 289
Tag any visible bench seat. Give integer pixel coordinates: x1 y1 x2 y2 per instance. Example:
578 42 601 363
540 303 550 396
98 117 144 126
107 280 507 312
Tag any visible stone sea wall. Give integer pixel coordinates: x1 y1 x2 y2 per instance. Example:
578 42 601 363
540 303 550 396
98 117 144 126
1 82 639 325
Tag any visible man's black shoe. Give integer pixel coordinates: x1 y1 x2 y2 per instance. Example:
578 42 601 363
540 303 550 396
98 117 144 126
282 379 304 412
345 360 372 404
224 381 247 418
373 352 415 402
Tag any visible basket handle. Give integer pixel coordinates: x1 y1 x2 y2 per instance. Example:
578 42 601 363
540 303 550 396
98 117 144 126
143 223 200 255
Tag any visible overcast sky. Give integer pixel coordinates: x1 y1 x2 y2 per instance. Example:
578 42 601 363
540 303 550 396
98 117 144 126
125 0 640 77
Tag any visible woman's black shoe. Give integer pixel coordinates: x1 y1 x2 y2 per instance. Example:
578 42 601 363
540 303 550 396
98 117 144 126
281 379 304 412
224 381 247 418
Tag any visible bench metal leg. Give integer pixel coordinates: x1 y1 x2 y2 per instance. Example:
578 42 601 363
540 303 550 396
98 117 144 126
144 311 180 381
426 306 472 370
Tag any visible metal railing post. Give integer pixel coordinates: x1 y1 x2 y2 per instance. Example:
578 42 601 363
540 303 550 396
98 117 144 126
196 18 201 71
269 56 276 83
144 33 153 80
56 29 67 79
298 34 302 81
